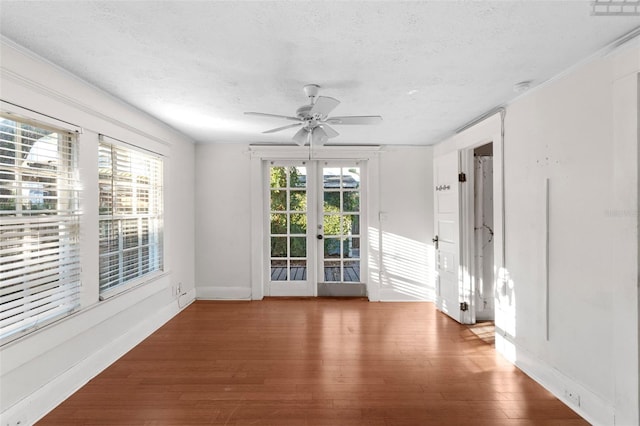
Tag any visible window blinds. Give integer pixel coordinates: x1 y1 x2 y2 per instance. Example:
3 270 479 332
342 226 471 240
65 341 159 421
98 141 163 295
0 114 81 343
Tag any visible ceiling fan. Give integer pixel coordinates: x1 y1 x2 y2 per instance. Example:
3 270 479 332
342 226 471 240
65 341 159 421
244 84 382 146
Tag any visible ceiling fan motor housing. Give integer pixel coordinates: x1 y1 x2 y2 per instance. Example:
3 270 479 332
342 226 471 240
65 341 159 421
296 104 313 119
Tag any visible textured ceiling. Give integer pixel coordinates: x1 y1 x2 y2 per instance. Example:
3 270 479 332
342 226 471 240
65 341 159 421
0 1 638 145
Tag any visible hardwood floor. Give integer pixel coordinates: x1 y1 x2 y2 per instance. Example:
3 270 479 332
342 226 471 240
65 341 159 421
37 299 588 426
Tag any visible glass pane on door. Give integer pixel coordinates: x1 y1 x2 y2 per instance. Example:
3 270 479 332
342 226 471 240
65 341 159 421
322 166 361 282
270 166 308 282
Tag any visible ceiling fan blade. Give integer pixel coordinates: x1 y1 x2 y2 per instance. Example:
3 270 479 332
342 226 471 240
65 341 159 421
245 112 301 122
312 127 328 146
262 123 303 134
292 127 308 146
319 124 339 138
309 96 340 118
325 115 383 125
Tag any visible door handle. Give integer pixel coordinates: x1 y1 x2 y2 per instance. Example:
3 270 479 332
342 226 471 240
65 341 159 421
317 234 323 240
432 235 439 250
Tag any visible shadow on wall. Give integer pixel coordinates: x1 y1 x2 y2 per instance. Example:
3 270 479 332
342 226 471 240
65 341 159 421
369 227 434 300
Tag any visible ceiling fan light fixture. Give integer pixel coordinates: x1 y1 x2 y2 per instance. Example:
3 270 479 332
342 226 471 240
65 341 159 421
312 127 328 146
319 124 339 138
292 127 308 146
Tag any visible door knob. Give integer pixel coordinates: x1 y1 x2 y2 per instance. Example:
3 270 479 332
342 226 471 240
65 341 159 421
317 234 323 240
432 235 439 249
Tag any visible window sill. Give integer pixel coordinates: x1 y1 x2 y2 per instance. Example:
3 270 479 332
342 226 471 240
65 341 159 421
98 270 169 301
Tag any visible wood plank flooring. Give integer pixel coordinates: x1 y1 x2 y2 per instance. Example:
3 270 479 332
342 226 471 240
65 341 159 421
37 299 588 426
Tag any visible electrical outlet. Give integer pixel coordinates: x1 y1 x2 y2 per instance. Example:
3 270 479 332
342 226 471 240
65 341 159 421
4 414 26 426
564 389 580 406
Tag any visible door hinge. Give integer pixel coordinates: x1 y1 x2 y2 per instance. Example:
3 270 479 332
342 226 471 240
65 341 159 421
458 172 467 182
460 301 469 312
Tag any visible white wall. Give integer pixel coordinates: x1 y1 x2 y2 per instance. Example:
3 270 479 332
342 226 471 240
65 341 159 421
194 143 252 299
194 144 435 302
435 44 639 425
377 146 434 301
0 38 196 425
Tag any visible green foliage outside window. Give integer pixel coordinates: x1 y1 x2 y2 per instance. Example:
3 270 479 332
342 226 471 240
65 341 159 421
270 167 307 257
269 166 357 259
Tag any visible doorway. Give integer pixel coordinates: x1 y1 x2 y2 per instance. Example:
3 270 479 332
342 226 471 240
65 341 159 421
433 142 497 325
265 160 366 297
472 143 495 322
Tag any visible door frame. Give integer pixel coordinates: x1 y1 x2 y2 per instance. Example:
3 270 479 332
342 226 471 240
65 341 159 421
249 145 381 300
264 160 317 297
316 160 368 295
433 111 505 325
469 148 495 322
459 143 495 324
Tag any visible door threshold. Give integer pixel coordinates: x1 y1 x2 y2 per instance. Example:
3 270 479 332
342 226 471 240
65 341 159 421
318 282 367 297
262 296 368 301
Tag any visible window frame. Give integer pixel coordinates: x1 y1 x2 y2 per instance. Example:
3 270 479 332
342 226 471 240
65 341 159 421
0 112 82 345
98 136 164 299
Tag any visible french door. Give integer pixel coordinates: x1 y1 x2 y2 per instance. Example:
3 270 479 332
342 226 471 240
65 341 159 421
266 160 364 296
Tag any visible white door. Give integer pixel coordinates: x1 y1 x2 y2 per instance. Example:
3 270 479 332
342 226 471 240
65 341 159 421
265 161 364 297
434 151 467 323
318 163 363 286
267 162 316 296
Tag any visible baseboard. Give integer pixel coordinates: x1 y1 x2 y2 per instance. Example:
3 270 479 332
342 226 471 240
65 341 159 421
0 301 181 426
196 285 251 300
178 288 197 308
378 287 434 301
195 285 433 302
495 334 615 426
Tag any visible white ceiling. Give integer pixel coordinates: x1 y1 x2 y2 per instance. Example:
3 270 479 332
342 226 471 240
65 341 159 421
0 1 638 145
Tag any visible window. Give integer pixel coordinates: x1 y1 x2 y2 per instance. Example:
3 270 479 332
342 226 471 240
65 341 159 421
0 113 80 343
98 139 163 296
